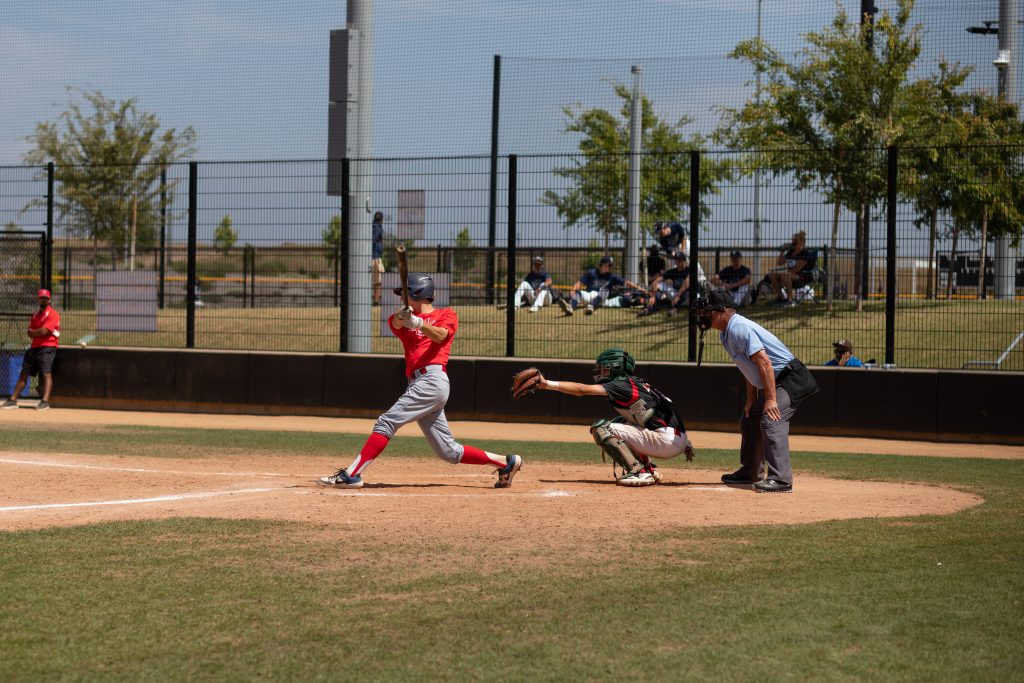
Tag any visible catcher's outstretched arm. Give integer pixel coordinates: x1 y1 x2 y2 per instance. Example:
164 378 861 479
543 381 606 397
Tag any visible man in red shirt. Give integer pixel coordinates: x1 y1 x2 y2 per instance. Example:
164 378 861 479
3 289 60 411
318 274 523 489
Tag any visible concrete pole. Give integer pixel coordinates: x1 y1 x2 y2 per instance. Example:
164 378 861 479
347 0 374 349
626 65 642 284
994 0 1019 300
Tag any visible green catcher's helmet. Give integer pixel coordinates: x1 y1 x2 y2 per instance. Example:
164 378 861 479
594 348 636 383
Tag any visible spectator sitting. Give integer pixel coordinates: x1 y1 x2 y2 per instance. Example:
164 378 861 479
638 251 695 317
824 339 864 367
766 231 811 305
559 256 642 317
654 221 688 256
711 250 752 307
513 255 553 313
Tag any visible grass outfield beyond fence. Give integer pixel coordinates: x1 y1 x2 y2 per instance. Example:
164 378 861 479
55 300 1024 370
0 423 1021 682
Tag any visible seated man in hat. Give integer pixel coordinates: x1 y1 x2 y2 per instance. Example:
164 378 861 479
560 256 642 316
824 339 864 367
638 251 695 317
513 255 553 313
711 251 753 307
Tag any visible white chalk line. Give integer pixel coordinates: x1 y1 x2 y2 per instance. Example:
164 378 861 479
302 488 577 499
0 457 496 480
0 487 279 512
0 457 305 479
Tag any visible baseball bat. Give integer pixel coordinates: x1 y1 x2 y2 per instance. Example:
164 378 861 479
396 245 409 308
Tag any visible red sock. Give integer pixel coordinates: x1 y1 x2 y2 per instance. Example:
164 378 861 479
460 445 507 468
348 432 390 476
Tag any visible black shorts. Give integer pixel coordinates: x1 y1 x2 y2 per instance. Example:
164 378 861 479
23 347 57 376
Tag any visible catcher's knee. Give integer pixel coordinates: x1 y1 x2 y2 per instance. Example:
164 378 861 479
591 419 643 476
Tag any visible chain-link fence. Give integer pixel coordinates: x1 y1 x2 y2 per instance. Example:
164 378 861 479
0 231 45 398
3 148 1022 369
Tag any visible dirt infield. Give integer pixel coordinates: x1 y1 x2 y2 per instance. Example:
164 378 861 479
0 452 983 549
3 407 1023 459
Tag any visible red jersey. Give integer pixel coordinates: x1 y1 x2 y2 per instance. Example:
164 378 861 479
29 306 60 348
388 307 458 377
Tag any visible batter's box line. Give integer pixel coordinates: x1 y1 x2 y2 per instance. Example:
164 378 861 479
0 487 280 513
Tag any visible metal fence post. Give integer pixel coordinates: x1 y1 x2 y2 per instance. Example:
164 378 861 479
46 162 54 291
339 158 351 353
885 146 897 365
158 169 167 309
506 155 517 358
687 151 700 363
487 54 501 306
186 161 197 349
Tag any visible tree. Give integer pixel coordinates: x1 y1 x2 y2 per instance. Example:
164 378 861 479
213 215 237 255
3 222 21 233
323 215 342 268
944 96 1024 299
453 227 475 275
542 82 731 251
22 88 196 268
717 0 932 312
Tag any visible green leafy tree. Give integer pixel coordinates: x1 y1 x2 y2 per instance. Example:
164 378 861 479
23 88 196 266
944 96 1024 299
717 0 932 312
543 82 731 251
453 227 475 275
214 215 237 255
323 215 342 268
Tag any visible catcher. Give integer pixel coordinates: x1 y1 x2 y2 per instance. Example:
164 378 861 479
511 348 694 486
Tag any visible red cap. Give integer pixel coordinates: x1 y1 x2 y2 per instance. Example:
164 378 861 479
37 289 51 299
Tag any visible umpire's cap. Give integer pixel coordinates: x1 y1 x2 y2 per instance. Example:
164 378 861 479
394 273 435 302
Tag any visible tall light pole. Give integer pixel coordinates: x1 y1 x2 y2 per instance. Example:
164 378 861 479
968 4 1021 301
347 0 374 350
995 0 1019 301
626 65 642 284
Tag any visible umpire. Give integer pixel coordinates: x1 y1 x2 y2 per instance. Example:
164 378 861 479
695 288 818 493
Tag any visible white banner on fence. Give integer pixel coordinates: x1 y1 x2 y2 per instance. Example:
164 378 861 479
96 270 158 332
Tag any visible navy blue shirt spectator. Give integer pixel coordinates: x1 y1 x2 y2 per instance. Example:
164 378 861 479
655 221 687 254
371 212 384 260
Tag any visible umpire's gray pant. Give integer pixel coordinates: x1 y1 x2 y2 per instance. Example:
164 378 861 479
738 386 795 484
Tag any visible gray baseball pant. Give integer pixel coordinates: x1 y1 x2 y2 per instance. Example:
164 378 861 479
738 385 795 484
372 366 464 464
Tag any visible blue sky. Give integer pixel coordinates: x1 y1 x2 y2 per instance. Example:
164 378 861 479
3 0 1014 163
1 1 1017 252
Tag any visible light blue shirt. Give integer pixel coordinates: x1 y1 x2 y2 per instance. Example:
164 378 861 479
719 314 795 389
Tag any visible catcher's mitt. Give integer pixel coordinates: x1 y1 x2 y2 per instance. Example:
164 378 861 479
510 367 544 400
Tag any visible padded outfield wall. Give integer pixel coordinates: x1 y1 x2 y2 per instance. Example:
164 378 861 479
46 347 1022 445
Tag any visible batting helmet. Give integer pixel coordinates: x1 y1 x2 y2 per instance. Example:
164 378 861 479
393 273 435 302
594 348 635 383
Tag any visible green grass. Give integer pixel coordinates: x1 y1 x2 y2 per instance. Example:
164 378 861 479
0 423 1022 682
56 298 1024 370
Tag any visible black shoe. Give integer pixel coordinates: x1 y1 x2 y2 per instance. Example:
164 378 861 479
753 479 792 493
721 470 754 486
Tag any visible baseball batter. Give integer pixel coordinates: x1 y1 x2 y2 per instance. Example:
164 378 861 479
319 274 523 489
511 349 694 486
